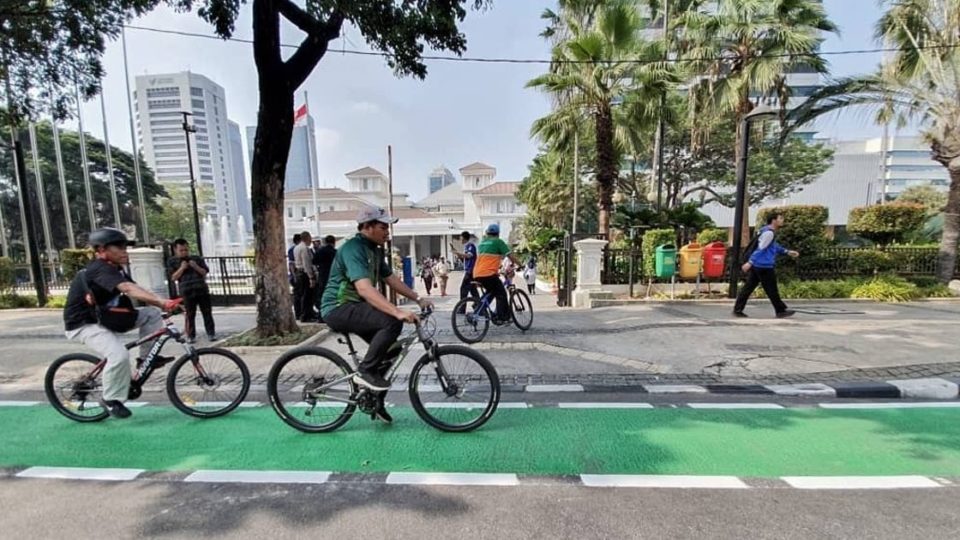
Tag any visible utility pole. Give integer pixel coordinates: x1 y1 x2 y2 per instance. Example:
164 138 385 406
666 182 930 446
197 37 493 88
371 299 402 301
181 112 203 257
76 81 96 231
122 27 149 241
99 90 121 228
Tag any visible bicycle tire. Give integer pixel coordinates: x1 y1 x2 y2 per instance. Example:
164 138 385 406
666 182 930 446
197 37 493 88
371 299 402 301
408 345 500 432
451 297 490 344
510 289 534 331
267 347 357 433
166 347 251 418
44 353 109 423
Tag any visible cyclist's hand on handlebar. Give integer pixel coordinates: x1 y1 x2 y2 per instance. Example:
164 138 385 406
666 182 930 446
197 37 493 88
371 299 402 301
394 309 418 324
415 297 434 312
163 298 184 313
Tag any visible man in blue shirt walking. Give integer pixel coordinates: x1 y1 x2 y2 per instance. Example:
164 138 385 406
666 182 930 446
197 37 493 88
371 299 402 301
733 212 799 318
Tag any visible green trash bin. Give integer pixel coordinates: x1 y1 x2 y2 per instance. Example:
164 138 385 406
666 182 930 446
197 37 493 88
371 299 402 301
655 244 677 279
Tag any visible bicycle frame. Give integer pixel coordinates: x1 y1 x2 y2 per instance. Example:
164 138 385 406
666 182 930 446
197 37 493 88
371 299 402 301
83 316 197 386
303 312 451 405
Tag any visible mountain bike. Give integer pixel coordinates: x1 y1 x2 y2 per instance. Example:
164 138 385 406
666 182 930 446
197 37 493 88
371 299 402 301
451 274 533 344
267 308 500 433
45 302 251 422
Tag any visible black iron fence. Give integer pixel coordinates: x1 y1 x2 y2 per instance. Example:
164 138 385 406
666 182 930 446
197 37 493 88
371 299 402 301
601 246 960 285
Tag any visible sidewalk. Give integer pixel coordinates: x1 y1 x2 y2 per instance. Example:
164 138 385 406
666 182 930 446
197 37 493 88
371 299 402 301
1 295 957 398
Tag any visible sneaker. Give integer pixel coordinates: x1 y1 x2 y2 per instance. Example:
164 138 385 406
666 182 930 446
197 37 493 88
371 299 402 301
372 402 393 424
101 399 132 419
186 337 196 345
776 310 796 319
352 371 391 392
207 334 219 342
733 311 748 318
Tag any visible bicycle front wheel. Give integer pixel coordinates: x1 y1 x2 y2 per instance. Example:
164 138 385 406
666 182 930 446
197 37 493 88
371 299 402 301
44 353 109 422
266 347 357 433
510 289 534 331
409 345 500 432
451 297 490 344
166 347 251 418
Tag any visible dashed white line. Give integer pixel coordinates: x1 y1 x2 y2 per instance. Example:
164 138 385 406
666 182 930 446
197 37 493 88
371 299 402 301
558 403 654 409
0 400 40 406
386 472 520 486
184 470 331 484
581 474 748 489
687 403 784 409
818 402 960 409
781 476 941 490
525 384 585 393
16 466 144 481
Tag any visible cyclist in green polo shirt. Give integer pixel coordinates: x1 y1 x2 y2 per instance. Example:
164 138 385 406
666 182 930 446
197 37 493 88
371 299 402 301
321 205 433 423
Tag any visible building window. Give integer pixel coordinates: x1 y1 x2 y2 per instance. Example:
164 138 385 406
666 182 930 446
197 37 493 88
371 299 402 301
287 207 293 218
147 99 181 110
190 87 204 97
300 207 307 218
191 98 205 109
146 87 179 98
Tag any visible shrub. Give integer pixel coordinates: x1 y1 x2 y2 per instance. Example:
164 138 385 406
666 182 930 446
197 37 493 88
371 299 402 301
848 204 927 246
756 205 830 256
847 250 896 274
696 228 728 245
851 276 921 302
0 258 15 295
46 295 67 308
642 229 676 280
61 249 94 281
0 294 38 309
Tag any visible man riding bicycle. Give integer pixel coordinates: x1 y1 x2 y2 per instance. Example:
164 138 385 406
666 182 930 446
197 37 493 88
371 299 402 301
62 228 181 419
320 205 434 422
473 224 520 325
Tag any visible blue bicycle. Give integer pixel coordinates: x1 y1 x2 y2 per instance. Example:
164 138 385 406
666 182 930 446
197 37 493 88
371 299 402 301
451 274 533 343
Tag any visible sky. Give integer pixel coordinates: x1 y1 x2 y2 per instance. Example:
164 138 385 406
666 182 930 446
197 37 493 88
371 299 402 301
68 0 903 202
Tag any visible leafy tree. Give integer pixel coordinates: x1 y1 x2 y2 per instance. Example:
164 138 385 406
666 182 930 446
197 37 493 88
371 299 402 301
146 184 214 246
896 185 947 216
2 0 490 335
757 205 830 256
848 204 928 247
673 0 837 245
787 0 960 283
0 122 165 255
528 1 681 238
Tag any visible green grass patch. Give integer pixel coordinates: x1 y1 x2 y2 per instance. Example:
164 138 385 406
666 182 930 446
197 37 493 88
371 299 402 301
219 323 325 347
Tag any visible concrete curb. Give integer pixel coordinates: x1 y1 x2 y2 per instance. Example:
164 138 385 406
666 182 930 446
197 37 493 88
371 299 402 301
223 328 332 356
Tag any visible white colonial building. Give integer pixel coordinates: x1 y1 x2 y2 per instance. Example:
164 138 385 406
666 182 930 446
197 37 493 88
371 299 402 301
283 162 525 260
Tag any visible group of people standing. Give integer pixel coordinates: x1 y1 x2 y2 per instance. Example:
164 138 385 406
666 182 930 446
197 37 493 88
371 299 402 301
288 232 338 323
417 256 452 296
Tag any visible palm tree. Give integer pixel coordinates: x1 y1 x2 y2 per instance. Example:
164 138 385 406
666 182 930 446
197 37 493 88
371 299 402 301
788 0 960 283
673 0 837 244
528 2 679 238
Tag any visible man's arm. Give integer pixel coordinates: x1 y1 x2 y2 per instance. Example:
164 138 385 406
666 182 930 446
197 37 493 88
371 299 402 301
355 278 419 323
189 258 209 277
385 274 432 309
169 259 188 281
117 282 174 310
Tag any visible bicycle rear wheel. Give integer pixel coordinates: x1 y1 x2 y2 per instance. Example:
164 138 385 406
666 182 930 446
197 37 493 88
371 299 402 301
408 345 500 432
44 353 109 422
166 347 251 418
510 289 534 331
451 297 490 344
266 347 357 433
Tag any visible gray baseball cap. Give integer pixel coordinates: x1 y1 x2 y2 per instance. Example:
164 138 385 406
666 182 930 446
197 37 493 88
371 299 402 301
356 205 399 224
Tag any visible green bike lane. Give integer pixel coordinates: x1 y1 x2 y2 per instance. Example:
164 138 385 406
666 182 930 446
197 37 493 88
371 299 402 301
2 404 960 478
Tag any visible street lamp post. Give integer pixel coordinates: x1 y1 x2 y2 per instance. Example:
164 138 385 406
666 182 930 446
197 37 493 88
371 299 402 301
728 105 777 299
181 112 203 257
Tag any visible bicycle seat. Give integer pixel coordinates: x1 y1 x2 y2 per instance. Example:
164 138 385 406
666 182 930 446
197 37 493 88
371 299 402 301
470 281 483 287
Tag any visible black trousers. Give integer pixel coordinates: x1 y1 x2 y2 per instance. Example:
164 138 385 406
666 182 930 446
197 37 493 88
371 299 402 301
295 272 317 322
183 290 215 339
734 267 788 314
324 302 404 373
292 276 304 319
459 271 479 301
476 275 509 321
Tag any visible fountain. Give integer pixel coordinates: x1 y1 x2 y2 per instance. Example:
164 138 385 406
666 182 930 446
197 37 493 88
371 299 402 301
237 216 248 255
201 217 217 259
219 215 232 255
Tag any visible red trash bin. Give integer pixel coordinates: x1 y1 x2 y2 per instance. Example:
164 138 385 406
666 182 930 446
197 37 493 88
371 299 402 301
702 241 727 279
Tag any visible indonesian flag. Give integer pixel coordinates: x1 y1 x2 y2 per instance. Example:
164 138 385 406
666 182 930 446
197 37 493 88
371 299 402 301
293 104 308 125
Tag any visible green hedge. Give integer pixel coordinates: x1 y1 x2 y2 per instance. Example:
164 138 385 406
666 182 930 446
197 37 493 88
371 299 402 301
696 228 728 245
847 250 896 274
61 249 94 280
0 258 15 295
848 204 927 246
642 229 676 280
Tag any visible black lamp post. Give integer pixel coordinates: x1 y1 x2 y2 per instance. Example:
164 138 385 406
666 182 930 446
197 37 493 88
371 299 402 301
180 112 203 257
728 104 777 299
4 133 46 306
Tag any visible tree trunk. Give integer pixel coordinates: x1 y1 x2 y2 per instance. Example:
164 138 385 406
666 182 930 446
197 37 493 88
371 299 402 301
251 0 298 336
594 106 616 238
936 161 960 283
733 108 751 247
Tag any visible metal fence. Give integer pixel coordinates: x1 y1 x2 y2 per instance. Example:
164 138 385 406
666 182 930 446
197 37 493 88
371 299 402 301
601 246 960 285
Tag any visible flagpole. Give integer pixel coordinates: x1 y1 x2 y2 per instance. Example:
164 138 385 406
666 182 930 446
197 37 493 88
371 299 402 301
122 27 149 242
28 123 56 278
303 91 320 234
51 110 75 248
99 88 122 228
76 81 96 231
